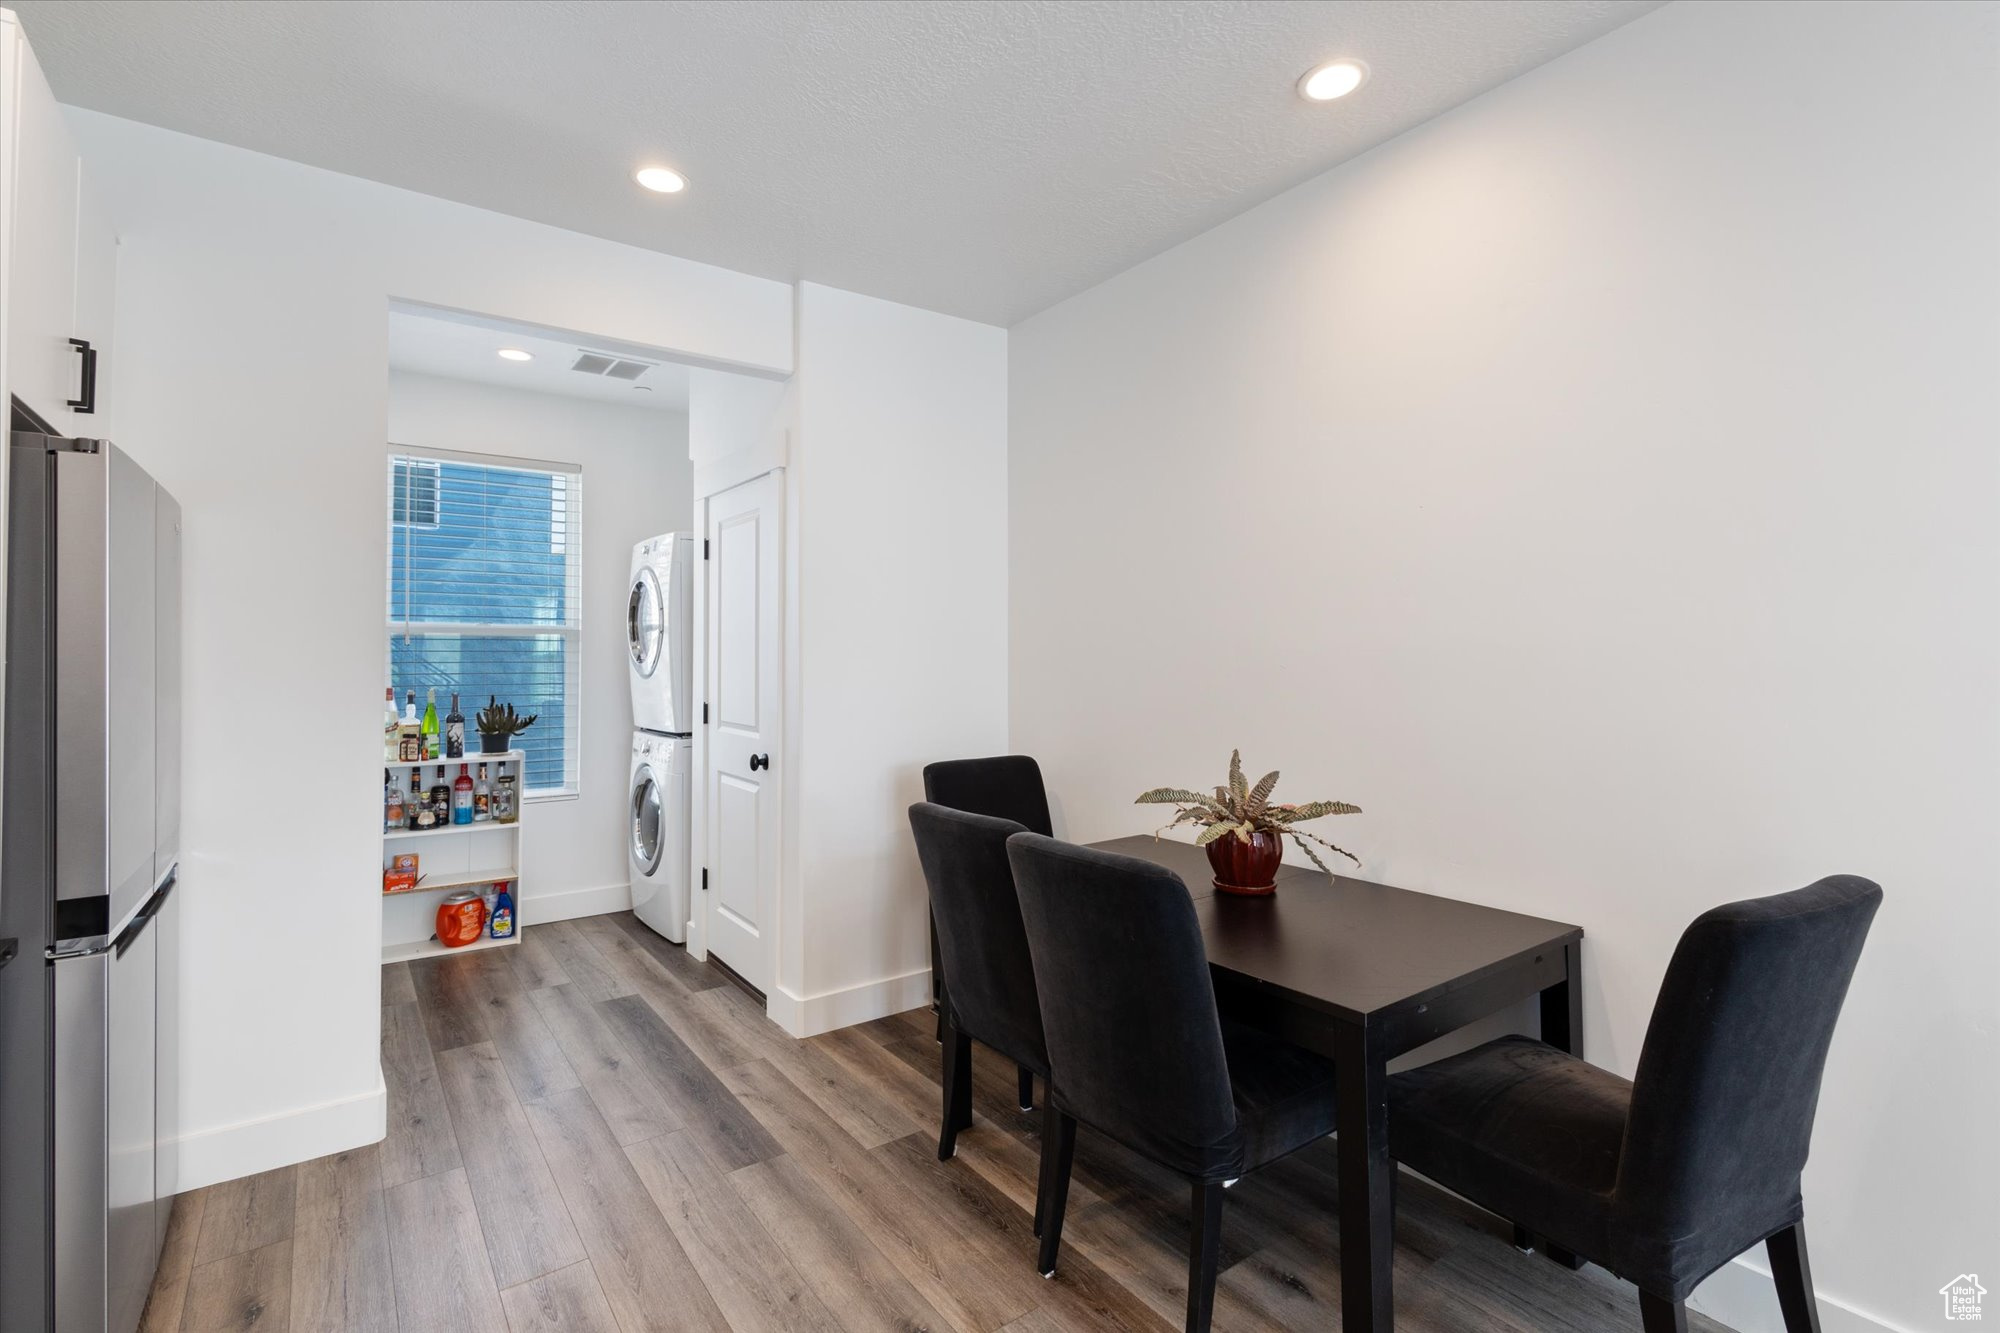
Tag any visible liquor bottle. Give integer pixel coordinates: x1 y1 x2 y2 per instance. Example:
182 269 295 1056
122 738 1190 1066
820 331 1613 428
429 767 451 828
473 764 491 822
384 769 405 831
445 692 465 758
453 764 474 825
409 767 431 828
384 688 400 760
422 689 440 760
399 691 421 762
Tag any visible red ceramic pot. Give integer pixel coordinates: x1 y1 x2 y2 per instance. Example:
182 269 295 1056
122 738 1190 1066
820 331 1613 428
1206 829 1283 896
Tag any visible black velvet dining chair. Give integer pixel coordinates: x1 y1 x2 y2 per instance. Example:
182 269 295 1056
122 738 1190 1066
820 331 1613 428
921 755 1053 1108
1388 875 1882 1333
907 804 1051 1168
1006 833 1339 1333
922 755 1054 837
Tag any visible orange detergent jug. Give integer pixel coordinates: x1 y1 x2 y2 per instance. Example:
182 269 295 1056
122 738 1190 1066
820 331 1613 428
435 890 486 948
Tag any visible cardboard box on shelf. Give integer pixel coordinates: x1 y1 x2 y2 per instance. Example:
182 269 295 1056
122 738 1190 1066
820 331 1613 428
384 853 420 895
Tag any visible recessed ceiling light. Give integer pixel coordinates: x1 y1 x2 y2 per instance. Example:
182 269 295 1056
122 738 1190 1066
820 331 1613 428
497 348 533 362
1298 59 1368 102
635 166 687 194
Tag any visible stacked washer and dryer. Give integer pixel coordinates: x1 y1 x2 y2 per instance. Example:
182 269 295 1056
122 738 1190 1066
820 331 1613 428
627 532 695 942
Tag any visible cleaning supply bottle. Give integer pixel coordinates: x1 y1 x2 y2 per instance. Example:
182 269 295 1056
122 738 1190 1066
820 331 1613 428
488 881 515 939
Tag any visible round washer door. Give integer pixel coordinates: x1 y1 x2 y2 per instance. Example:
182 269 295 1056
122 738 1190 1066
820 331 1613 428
628 568 664 678
630 767 664 875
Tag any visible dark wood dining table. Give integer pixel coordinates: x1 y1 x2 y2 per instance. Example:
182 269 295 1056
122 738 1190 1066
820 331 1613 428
1086 836 1584 1333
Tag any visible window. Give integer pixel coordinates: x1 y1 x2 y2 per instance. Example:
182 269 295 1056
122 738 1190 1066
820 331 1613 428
386 449 582 796
390 458 440 527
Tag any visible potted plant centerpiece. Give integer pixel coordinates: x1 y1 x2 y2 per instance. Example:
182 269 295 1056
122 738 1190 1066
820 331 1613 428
475 696 538 755
1137 750 1361 895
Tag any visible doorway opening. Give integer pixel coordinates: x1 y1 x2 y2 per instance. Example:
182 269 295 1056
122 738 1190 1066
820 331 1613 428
376 299 788 1028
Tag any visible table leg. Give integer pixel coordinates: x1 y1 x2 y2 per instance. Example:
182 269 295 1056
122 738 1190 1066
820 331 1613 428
1535 940 1586 1271
1335 1025 1394 1333
1539 939 1583 1057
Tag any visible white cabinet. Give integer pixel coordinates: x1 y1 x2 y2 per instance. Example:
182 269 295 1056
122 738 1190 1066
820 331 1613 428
3 9 80 426
71 162 116 433
2 9 115 434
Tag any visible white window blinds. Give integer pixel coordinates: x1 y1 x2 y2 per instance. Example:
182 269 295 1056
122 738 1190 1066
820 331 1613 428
386 449 582 796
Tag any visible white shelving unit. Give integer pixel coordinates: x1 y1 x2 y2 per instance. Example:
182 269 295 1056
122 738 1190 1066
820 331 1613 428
381 931 520 965
381 750 526 963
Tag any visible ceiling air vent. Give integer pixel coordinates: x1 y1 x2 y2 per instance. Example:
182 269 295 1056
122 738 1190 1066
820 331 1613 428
571 350 656 381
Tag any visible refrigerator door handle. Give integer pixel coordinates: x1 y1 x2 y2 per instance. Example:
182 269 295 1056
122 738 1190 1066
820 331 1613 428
114 867 176 960
143 864 177 916
52 866 178 962
48 935 114 962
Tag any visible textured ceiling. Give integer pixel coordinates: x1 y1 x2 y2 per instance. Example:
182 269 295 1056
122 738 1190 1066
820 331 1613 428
13 0 1664 325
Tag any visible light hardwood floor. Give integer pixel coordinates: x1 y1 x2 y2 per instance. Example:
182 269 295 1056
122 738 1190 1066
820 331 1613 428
142 911 1733 1332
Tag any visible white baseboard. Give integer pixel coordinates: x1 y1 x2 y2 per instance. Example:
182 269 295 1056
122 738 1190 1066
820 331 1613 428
1690 1255 1905 1333
765 967 932 1038
163 1076 386 1195
522 880 632 924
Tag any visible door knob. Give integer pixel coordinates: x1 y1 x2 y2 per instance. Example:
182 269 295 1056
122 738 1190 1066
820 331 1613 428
749 753 770 771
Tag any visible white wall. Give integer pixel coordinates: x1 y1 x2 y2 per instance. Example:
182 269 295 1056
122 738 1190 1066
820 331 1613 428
386 370 692 919
774 281 1009 1033
1007 4 1998 1332
688 365 787 478
70 108 790 1191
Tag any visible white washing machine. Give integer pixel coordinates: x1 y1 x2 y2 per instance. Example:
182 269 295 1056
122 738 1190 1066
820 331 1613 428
627 533 695 736
629 731 692 942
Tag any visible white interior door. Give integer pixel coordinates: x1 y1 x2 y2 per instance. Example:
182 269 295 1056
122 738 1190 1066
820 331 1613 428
704 471 781 993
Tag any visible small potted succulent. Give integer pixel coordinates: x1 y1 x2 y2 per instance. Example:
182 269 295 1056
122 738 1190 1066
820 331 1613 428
1137 750 1361 895
475 696 538 754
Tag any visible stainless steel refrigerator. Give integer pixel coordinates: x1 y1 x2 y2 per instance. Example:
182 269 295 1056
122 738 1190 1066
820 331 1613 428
1 418 181 1333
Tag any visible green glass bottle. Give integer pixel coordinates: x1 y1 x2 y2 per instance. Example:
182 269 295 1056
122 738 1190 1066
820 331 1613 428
421 688 440 759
